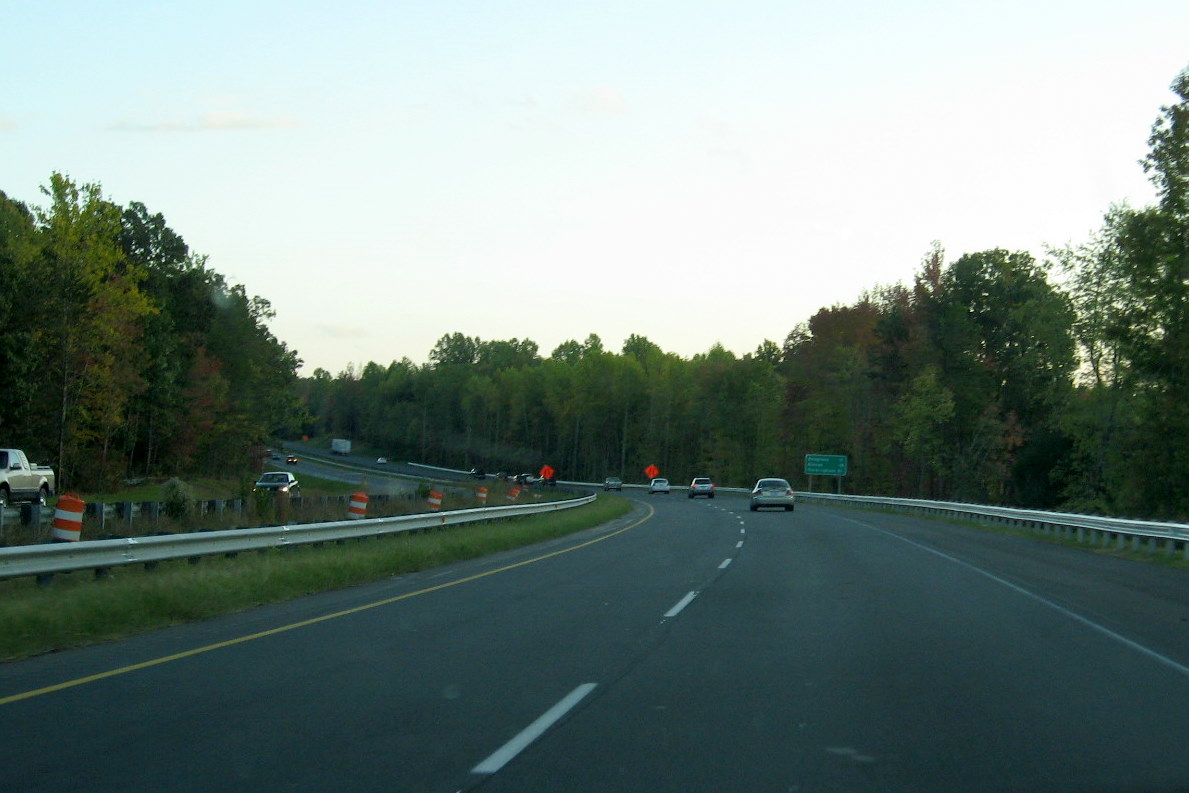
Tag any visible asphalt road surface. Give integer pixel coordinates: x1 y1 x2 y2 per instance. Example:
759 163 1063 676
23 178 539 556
3 493 1189 792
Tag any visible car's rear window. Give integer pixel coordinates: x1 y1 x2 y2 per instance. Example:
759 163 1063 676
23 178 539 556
758 479 790 488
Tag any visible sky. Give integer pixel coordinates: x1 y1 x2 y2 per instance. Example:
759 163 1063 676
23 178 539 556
4 1 1188 375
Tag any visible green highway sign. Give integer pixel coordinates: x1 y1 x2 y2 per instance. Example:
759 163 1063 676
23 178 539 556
805 454 848 477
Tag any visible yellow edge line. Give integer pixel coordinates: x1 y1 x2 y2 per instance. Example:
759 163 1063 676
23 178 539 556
1 502 655 706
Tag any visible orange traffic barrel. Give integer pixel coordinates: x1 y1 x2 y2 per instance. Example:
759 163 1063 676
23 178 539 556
427 490 443 511
476 486 488 504
348 492 368 519
52 493 85 542
507 486 521 501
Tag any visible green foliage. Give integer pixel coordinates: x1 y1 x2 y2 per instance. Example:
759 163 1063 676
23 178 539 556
160 477 193 519
0 174 306 491
1051 63 1189 518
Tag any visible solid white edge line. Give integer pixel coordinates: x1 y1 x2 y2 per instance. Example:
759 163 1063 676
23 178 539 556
719 558 732 569
841 516 1189 679
664 590 699 618
472 683 598 775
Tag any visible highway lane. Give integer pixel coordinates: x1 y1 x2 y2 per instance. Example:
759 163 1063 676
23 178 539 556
3 493 1189 791
0 494 736 792
482 500 1189 792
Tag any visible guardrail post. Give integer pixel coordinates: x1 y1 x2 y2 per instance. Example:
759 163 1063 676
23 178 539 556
86 501 106 533
141 501 160 528
268 491 285 524
20 502 42 531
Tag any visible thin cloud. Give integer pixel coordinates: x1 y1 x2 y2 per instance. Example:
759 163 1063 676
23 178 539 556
108 112 298 132
0 120 15 132
707 145 753 173
311 322 371 340
577 86 628 115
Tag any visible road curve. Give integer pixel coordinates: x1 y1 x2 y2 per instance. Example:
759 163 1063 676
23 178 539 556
2 493 1188 792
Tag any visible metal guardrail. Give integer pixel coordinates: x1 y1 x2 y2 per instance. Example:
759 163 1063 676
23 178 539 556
794 492 1189 558
0 495 595 581
14 470 1185 581
600 480 1189 557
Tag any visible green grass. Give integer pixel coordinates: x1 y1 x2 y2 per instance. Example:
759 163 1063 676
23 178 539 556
0 495 633 661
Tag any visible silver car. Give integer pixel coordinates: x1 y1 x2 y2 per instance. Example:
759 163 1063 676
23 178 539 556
253 471 301 497
750 478 795 511
648 478 671 494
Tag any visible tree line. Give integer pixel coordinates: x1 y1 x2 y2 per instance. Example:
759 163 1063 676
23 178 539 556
304 66 1189 520
3 66 1185 517
0 174 306 490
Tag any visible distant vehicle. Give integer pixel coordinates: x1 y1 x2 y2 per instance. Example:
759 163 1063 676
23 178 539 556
0 448 55 507
253 471 301 497
469 468 486 479
376 457 388 464
648 477 670 494
515 473 537 485
750 478 795 511
331 438 351 455
603 476 623 491
285 455 299 464
688 477 715 498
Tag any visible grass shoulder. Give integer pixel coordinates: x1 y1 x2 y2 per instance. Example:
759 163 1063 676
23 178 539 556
0 494 632 662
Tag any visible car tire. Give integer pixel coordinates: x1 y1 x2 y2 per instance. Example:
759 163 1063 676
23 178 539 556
37 486 48 506
786 504 794 512
0 486 8 508
709 493 715 498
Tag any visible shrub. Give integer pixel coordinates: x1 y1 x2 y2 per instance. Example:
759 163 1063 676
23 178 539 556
161 478 193 519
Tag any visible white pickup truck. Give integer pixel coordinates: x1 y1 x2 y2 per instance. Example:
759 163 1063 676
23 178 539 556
0 448 56 507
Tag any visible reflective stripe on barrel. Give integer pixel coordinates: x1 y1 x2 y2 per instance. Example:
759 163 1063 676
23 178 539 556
348 492 368 519
52 493 85 542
